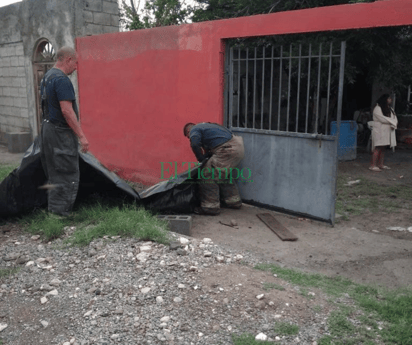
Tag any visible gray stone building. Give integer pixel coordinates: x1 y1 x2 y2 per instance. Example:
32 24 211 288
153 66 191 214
0 0 119 152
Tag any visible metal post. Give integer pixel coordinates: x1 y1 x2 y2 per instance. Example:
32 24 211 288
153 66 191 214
315 43 322 134
305 44 312 133
336 42 346 131
325 43 333 135
286 45 292 131
331 41 346 226
269 46 274 130
295 44 302 132
229 47 234 128
261 47 265 129
277 46 283 131
245 48 249 128
237 48 241 127
253 47 257 129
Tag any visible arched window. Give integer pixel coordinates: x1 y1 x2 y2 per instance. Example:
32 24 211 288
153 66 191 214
33 39 56 63
33 39 56 133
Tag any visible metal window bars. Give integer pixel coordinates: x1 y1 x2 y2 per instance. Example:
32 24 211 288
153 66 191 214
227 41 346 136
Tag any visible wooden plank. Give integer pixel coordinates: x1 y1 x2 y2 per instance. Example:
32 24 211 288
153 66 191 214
257 213 298 241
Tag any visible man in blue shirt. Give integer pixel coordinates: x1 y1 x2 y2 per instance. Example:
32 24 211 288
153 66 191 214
40 46 89 217
183 122 245 215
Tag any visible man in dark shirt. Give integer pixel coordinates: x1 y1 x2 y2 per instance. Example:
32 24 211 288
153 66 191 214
40 46 89 216
183 122 245 215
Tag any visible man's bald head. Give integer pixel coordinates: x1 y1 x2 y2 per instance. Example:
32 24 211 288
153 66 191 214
56 46 76 61
54 46 78 75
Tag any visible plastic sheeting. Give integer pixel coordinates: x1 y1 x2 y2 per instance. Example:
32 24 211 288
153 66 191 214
0 137 200 218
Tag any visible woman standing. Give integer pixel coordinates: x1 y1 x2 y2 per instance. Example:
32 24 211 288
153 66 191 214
369 94 398 172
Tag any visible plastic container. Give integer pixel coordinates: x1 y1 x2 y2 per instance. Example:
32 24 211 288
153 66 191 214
330 120 357 161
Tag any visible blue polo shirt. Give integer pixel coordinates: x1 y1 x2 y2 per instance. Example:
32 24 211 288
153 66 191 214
189 123 233 161
40 68 78 126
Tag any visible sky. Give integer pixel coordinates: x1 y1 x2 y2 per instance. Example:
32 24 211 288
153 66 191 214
0 0 21 7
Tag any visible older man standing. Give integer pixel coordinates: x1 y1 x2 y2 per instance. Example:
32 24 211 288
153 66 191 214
40 46 89 216
183 122 245 215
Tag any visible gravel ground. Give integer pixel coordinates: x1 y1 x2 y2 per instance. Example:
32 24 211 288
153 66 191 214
0 229 348 345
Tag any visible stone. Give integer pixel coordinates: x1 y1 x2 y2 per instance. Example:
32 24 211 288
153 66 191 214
169 242 181 250
140 245 151 252
160 316 170 323
40 297 48 304
156 296 164 304
41 320 49 328
176 248 187 256
83 310 92 317
178 284 185 289
3 253 19 261
47 289 58 296
50 278 62 287
136 252 150 263
202 238 212 244
256 294 265 300
111 334 120 339
88 249 98 257
255 301 266 310
113 309 123 315
0 324 7 332
189 266 198 271
230 219 238 226
26 261 35 267
216 256 225 263
16 256 29 265
203 251 212 257
255 333 268 341
141 287 151 294
173 297 182 303
31 235 41 240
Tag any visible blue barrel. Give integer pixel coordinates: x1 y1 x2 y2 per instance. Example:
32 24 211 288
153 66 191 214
330 120 357 161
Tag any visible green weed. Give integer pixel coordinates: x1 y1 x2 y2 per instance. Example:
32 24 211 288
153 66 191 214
0 267 20 279
232 333 272 345
262 282 285 291
335 175 412 219
20 203 170 246
274 321 299 336
0 164 17 182
254 263 412 345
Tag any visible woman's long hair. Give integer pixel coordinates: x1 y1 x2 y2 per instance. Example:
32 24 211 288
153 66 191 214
376 94 392 117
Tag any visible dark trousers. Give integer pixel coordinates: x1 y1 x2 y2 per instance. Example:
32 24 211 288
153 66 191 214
40 120 80 216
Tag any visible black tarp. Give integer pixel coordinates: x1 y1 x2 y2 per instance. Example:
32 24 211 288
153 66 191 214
0 137 200 218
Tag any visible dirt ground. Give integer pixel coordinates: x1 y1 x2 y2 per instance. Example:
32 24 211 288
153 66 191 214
191 147 412 289
1 145 412 289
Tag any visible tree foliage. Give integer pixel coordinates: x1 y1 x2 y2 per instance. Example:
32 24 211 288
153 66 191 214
121 0 194 30
121 0 412 109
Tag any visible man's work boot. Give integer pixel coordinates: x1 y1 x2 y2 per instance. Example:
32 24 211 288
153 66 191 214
194 207 220 216
221 200 242 209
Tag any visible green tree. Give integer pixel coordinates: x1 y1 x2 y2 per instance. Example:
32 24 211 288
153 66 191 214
121 0 194 30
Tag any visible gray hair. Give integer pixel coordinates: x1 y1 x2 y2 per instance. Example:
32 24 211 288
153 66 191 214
56 46 76 61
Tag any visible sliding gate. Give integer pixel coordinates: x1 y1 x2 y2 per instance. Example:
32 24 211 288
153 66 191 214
225 40 346 224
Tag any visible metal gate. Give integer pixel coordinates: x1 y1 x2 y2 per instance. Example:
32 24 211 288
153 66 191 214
225 40 346 224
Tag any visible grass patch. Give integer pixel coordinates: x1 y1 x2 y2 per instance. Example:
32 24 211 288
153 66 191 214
232 333 272 345
254 263 412 345
262 282 285 291
335 175 412 218
0 267 20 280
255 263 353 296
20 203 170 246
274 321 299 336
0 164 17 182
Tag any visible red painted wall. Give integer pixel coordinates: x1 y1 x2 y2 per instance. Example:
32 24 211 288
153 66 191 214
76 0 412 184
